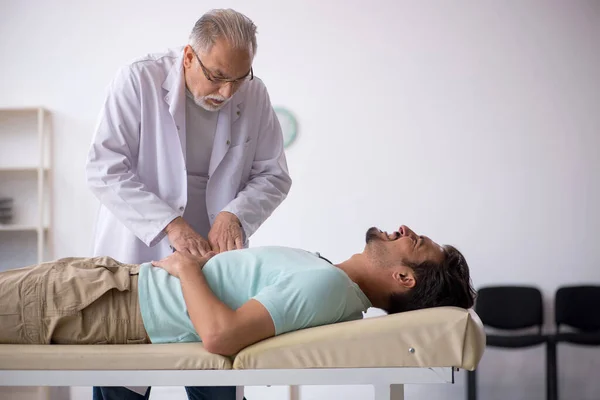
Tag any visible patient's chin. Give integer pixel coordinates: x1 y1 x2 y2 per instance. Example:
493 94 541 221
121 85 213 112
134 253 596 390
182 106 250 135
365 227 381 243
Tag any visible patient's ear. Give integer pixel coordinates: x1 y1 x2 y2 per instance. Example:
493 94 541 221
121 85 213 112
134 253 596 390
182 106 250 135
392 266 415 289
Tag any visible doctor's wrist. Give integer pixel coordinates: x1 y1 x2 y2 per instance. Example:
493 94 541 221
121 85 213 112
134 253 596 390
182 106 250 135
216 211 241 227
165 216 185 234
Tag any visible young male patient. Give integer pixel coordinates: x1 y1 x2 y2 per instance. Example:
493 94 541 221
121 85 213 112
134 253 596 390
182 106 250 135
0 224 476 356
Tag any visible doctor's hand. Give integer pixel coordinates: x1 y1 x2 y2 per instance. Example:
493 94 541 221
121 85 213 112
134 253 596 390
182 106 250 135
165 217 212 256
208 211 244 253
151 250 216 278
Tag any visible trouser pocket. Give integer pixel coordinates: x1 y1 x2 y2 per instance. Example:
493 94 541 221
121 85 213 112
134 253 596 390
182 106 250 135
42 258 142 344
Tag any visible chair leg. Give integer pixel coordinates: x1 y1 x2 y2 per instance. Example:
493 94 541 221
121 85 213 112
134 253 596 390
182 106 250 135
547 341 558 400
373 384 404 400
467 369 476 400
235 386 245 400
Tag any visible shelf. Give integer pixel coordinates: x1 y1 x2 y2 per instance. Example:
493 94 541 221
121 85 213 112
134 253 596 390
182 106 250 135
0 225 48 232
0 167 50 172
0 106 52 264
0 107 47 113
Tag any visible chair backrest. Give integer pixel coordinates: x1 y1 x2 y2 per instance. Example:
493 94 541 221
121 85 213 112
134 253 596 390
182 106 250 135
555 285 600 332
475 286 543 330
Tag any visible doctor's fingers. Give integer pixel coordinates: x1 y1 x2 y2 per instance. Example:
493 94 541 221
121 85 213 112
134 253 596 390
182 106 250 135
234 236 243 250
189 238 210 256
207 236 220 254
214 239 226 254
199 242 213 256
220 235 233 253
224 236 236 252
192 245 211 257
182 244 201 257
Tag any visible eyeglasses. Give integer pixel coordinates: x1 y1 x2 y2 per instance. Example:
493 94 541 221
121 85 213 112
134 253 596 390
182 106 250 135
191 47 253 87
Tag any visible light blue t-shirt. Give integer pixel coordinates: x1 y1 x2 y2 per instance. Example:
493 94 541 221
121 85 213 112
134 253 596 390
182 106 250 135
138 246 372 344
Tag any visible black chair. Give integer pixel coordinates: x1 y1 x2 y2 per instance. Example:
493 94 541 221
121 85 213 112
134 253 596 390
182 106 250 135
548 285 600 400
467 285 553 400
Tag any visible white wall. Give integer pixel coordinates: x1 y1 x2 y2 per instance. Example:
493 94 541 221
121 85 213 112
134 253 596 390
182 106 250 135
1 0 599 399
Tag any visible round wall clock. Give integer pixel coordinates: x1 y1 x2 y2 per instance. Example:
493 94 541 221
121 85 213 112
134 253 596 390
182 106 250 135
274 107 297 148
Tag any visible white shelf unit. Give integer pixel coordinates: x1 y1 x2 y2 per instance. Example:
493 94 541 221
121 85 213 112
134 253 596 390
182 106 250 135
0 107 52 270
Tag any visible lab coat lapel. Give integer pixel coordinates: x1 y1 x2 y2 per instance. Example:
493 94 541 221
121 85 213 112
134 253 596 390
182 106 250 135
208 97 243 176
162 53 187 164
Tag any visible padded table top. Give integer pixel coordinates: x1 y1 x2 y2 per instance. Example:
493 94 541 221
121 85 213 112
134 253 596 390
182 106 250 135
0 342 232 371
0 306 485 371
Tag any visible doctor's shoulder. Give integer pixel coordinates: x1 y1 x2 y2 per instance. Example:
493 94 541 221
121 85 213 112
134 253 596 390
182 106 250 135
239 75 271 102
125 47 182 69
109 47 181 87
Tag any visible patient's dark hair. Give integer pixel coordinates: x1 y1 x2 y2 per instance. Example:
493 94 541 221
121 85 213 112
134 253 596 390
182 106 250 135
386 245 476 314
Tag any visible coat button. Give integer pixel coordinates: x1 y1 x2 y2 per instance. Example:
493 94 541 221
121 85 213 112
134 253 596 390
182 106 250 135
179 206 184 211
210 214 215 219
176 125 180 131
226 140 230 145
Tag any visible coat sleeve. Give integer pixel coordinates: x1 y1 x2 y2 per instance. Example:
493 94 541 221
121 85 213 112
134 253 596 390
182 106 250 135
221 85 292 239
85 65 180 247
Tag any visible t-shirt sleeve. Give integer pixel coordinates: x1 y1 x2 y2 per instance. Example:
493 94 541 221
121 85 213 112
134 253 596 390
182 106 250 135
252 270 355 335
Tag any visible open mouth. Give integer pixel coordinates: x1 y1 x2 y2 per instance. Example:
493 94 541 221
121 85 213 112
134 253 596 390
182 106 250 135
382 230 400 241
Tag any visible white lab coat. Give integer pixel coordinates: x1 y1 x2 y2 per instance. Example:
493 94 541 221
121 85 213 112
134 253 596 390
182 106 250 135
86 47 292 264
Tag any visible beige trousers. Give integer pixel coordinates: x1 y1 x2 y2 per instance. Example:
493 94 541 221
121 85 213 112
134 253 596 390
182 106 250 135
0 256 150 345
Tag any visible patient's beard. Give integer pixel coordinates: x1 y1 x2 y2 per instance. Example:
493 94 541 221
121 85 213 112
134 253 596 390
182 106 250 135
365 227 391 268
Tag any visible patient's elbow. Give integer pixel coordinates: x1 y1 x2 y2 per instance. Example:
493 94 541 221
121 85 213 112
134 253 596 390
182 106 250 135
202 334 239 357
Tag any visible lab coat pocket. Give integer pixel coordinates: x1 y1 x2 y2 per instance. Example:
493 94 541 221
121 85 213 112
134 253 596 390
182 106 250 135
225 138 253 167
228 136 253 149
225 138 253 185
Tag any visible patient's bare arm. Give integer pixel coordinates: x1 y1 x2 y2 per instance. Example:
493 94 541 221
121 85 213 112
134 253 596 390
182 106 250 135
151 252 275 356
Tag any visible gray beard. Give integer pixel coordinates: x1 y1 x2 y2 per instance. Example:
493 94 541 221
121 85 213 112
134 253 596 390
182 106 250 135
185 88 220 111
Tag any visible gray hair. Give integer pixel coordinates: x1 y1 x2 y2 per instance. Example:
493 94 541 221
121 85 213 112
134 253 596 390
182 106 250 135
189 9 257 56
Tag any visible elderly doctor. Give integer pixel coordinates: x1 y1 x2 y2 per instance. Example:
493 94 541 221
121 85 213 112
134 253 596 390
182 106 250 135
85 8 291 400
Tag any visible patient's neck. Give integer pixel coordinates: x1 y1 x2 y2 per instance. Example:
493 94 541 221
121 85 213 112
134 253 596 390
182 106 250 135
335 254 388 309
